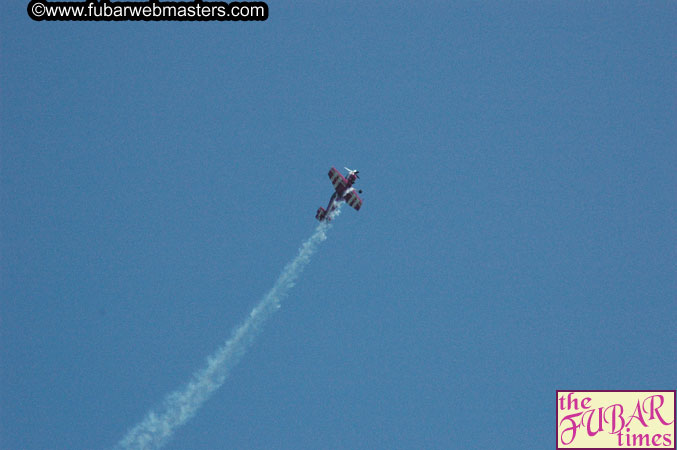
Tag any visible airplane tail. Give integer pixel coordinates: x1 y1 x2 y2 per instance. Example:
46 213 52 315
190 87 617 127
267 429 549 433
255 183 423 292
315 207 328 222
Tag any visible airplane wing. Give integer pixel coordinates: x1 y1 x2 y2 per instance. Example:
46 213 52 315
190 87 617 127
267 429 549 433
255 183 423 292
328 167 348 193
344 190 362 211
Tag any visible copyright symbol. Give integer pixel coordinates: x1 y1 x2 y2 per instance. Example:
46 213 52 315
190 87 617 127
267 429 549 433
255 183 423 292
28 1 45 20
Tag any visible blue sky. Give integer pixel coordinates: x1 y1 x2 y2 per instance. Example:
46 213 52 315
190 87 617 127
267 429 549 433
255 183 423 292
2 2 675 449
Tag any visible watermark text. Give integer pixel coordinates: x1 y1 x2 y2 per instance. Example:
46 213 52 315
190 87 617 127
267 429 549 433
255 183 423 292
28 0 268 21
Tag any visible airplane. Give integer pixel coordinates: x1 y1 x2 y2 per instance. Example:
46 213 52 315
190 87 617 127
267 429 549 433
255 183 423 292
315 166 363 221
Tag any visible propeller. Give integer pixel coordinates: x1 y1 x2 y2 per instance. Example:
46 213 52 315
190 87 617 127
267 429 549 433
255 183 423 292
344 167 360 178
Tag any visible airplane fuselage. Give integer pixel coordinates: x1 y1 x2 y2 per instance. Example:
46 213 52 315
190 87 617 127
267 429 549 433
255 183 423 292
325 173 357 212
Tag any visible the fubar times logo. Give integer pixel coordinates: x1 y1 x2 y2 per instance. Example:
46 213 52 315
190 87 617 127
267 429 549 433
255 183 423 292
557 391 675 449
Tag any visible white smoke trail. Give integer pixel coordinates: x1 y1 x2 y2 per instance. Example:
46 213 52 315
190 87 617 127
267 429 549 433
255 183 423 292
116 208 340 450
